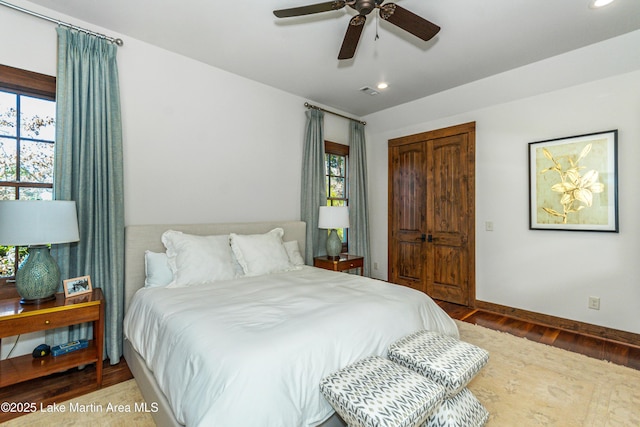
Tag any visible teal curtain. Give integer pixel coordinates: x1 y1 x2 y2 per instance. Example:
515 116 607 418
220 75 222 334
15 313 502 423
49 27 125 364
300 109 327 264
348 121 371 276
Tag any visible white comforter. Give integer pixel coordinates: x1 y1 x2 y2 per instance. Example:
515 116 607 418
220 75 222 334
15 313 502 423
124 266 458 426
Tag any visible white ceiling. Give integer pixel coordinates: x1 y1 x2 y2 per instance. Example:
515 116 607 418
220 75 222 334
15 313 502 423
21 0 640 116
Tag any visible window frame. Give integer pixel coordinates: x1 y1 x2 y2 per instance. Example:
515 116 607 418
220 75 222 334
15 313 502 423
324 140 349 252
0 65 56 286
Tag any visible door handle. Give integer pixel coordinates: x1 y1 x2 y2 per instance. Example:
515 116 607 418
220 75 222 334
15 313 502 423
417 234 426 242
427 234 433 242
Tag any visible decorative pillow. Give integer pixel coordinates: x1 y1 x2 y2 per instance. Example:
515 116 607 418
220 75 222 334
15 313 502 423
144 251 173 288
284 240 305 266
229 228 293 276
161 230 236 287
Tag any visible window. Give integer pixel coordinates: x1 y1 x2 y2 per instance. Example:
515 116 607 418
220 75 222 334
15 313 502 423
325 141 349 251
0 65 56 284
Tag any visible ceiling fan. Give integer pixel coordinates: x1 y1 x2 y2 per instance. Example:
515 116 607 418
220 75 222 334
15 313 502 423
273 0 440 60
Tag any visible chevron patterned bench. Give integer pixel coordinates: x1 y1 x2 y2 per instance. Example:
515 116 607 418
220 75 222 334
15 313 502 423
388 330 489 427
320 356 446 427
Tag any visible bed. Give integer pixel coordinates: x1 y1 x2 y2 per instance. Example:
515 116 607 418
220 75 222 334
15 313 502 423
122 220 459 427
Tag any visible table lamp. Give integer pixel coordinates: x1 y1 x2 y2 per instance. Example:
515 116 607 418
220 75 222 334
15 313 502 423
0 200 79 304
318 206 349 259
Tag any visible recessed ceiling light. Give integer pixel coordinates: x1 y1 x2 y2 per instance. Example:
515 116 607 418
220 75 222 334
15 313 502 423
589 0 615 9
377 82 389 90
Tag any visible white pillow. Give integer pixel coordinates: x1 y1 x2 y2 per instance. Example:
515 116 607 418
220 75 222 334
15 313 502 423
144 251 173 288
162 230 236 287
229 228 293 276
284 240 305 266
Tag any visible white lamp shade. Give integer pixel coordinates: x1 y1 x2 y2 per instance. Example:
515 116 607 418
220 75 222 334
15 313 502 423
0 200 80 246
318 206 350 229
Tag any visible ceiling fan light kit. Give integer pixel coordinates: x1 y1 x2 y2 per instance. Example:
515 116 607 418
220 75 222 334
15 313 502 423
273 0 440 60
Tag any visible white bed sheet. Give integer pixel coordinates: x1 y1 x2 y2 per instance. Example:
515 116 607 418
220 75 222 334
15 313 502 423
124 266 458 427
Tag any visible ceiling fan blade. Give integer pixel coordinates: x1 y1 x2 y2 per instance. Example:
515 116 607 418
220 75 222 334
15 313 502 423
338 15 366 60
379 3 440 41
274 1 346 18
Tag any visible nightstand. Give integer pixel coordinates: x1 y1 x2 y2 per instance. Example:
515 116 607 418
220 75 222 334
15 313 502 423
314 254 364 275
0 288 104 388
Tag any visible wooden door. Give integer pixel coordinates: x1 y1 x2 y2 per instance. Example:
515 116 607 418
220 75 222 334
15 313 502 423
388 122 476 306
388 141 428 292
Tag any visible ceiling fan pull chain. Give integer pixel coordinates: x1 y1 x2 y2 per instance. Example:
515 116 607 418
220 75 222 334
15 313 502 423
375 13 379 40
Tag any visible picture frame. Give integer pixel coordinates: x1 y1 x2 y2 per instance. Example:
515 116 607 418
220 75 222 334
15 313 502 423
528 130 618 232
63 275 93 298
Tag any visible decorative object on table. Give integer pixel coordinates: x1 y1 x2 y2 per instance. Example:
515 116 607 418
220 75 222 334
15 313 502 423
32 343 51 358
528 130 618 232
63 275 93 298
51 339 89 356
318 206 349 258
0 200 80 304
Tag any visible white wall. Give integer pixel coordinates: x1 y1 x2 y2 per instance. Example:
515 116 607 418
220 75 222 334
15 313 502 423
2 1 352 228
364 30 640 334
1 0 352 356
118 42 349 226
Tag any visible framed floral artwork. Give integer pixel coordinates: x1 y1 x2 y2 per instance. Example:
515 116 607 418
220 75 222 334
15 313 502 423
529 130 618 232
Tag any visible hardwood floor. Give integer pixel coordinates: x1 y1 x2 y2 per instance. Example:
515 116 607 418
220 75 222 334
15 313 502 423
437 300 640 371
0 357 132 423
1 302 639 423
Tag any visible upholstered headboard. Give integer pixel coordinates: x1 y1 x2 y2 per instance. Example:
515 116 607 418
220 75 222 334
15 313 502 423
123 221 307 313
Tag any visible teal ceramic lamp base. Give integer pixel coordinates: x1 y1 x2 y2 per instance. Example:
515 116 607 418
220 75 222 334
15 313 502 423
326 229 342 259
15 245 60 304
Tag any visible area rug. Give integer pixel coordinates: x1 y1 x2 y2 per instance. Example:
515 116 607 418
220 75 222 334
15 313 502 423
458 321 640 426
2 378 154 426
4 321 640 426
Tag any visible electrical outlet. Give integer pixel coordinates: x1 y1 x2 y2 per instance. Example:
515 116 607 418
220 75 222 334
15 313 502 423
588 296 600 310
485 221 494 231
373 262 378 270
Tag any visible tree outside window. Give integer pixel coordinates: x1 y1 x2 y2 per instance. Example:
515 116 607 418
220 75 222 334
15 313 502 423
325 141 349 252
0 66 56 283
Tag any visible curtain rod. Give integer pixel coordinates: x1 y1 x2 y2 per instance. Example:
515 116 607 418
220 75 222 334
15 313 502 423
304 102 366 126
0 0 124 46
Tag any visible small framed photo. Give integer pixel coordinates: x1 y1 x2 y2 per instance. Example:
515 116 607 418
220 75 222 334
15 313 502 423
529 130 618 232
63 275 93 298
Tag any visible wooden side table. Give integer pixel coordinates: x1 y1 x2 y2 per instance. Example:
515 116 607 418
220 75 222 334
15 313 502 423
314 254 364 275
0 288 104 388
